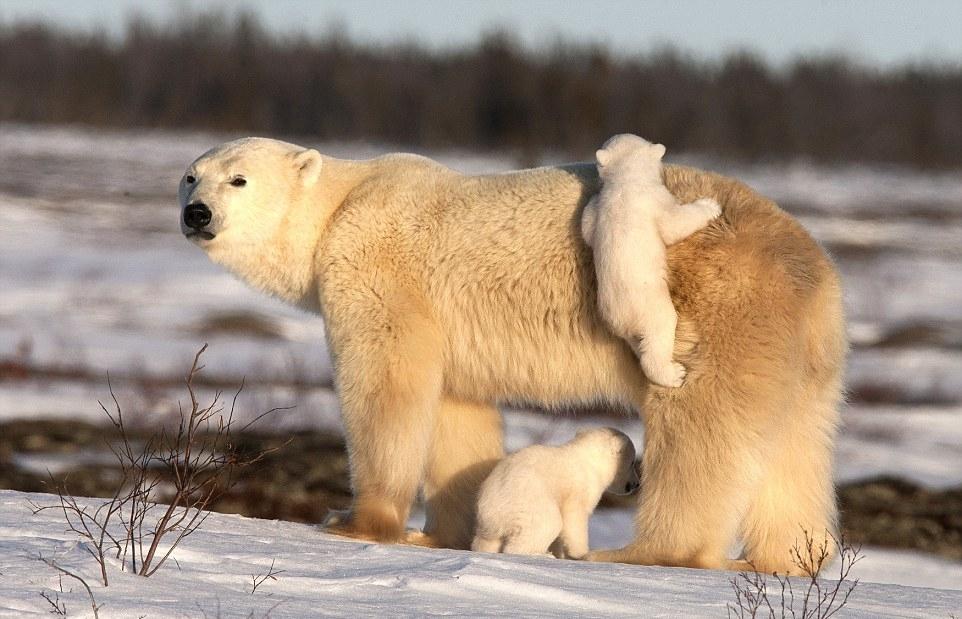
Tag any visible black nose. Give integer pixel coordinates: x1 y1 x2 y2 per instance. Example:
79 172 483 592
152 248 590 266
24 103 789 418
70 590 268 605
183 203 212 229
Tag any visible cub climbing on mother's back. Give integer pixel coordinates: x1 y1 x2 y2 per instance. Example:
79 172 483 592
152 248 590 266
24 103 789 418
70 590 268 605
581 134 721 388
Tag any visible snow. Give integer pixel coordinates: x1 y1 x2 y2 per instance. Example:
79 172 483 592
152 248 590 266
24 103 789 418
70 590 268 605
1 490 960 618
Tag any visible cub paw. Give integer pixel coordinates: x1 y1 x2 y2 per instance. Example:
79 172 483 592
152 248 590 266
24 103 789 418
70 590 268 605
645 361 687 388
694 197 722 219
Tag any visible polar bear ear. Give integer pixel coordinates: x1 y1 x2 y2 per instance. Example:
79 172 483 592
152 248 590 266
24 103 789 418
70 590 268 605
293 148 323 187
651 143 667 160
595 149 611 167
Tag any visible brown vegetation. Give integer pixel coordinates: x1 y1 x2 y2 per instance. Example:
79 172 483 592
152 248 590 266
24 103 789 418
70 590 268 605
2 12 961 167
29 346 285 583
728 532 861 619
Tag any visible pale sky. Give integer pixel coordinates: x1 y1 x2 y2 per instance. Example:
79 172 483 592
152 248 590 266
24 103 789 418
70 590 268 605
2 0 961 67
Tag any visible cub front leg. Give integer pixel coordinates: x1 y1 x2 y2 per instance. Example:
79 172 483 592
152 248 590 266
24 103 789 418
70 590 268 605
557 503 591 559
580 197 600 247
658 197 721 245
323 287 444 543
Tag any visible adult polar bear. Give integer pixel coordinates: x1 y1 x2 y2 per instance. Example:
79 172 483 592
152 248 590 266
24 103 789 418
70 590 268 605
179 138 845 574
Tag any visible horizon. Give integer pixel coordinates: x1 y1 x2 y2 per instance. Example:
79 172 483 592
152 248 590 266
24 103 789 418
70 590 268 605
1 0 961 69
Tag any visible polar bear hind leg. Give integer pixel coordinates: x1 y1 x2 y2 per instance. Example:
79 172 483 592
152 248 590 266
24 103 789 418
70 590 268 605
417 399 504 550
589 176 844 573
739 279 845 575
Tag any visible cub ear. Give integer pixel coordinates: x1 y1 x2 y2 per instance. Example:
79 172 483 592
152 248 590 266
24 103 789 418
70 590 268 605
652 143 667 159
595 149 611 167
293 148 323 186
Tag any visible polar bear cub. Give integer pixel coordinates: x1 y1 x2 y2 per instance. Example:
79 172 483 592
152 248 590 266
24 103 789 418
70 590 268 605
581 134 721 387
472 428 639 559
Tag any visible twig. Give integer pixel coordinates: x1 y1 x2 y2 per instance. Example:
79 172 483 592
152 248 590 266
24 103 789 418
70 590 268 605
250 558 285 595
38 554 101 619
39 589 67 616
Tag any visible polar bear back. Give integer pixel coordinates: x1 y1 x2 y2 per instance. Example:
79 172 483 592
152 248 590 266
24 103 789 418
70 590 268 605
320 160 840 414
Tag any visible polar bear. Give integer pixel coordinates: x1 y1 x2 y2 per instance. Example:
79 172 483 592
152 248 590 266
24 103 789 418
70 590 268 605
472 428 639 559
581 134 721 387
179 137 845 575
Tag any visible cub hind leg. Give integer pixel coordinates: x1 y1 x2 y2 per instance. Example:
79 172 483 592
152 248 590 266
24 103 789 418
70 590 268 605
634 282 686 388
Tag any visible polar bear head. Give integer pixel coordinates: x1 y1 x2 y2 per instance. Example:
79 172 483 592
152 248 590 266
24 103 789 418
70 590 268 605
179 137 322 250
594 134 666 184
179 137 324 305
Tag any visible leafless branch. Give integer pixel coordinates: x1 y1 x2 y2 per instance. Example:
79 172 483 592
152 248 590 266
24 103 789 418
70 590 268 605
38 554 101 619
250 558 285 595
39 589 67 616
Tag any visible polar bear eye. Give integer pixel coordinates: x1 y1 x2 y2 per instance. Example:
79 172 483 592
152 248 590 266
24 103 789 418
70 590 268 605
185 175 196 184
230 176 247 187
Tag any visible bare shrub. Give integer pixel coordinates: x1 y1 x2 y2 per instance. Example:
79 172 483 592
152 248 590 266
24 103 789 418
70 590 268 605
31 345 285 584
728 531 862 619
250 558 284 595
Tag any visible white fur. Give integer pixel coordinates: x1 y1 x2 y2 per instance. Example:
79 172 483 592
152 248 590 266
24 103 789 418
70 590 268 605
581 134 721 387
472 428 639 559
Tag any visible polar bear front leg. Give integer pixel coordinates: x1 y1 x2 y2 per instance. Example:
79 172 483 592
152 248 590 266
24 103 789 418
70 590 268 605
657 197 722 245
323 296 444 543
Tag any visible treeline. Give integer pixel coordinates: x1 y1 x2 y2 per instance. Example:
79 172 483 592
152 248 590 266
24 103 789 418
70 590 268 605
1 13 961 167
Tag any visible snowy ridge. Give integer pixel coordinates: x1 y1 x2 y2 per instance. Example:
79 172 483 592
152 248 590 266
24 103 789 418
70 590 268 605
1 490 960 618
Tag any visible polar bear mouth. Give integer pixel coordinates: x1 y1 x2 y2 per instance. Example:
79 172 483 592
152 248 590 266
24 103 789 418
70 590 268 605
186 230 216 241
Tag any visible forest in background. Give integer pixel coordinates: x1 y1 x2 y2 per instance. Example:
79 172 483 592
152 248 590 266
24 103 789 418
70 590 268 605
1 12 961 167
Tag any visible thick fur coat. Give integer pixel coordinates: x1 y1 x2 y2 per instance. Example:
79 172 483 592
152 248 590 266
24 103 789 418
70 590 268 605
179 138 846 574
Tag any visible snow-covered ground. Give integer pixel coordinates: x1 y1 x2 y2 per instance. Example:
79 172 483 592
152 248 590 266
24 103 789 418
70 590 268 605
1 124 961 600
2 490 961 618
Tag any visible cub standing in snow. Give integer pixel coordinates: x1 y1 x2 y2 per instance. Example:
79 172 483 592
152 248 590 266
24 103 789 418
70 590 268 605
472 428 639 559
581 134 721 387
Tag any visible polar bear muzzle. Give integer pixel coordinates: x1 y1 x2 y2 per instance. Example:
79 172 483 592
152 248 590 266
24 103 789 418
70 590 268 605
183 202 214 239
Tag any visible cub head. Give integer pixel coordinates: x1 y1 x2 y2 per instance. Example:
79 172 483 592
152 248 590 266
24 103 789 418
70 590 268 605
574 427 641 495
595 133 666 180
179 137 323 270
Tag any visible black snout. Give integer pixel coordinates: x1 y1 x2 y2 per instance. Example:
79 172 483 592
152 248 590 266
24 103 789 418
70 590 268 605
183 203 212 229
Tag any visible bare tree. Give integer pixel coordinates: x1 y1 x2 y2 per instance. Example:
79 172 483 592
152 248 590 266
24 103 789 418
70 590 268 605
31 345 287 585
